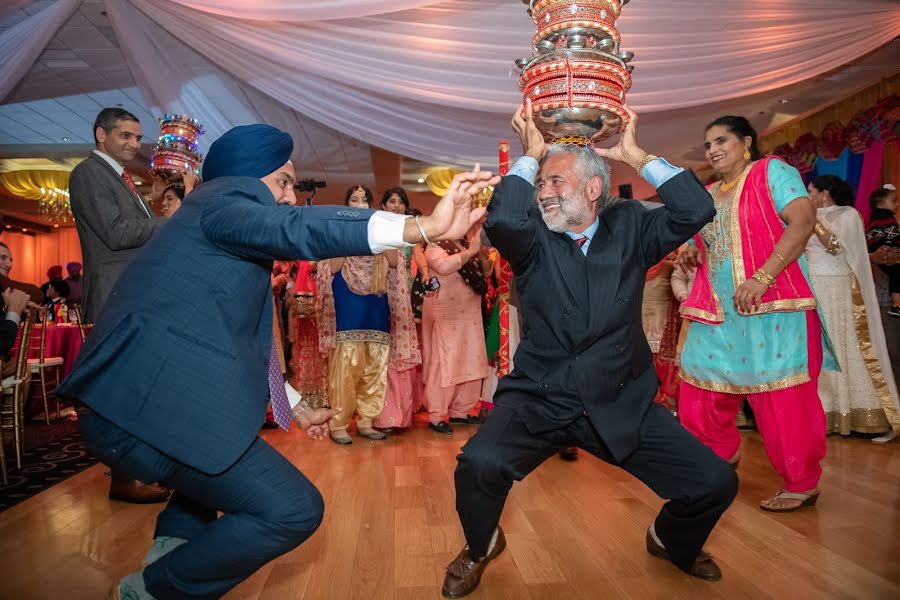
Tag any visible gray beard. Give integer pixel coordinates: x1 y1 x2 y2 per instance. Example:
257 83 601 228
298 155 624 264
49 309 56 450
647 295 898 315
539 195 592 233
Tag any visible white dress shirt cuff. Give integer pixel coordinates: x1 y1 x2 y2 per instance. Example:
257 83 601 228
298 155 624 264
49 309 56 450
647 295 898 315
367 211 411 254
285 381 303 410
5 312 20 325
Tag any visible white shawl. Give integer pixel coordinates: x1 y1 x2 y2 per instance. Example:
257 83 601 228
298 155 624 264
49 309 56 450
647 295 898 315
818 205 900 433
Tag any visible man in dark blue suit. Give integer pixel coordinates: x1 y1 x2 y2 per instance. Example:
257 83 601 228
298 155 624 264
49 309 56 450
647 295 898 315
441 105 738 598
58 124 498 600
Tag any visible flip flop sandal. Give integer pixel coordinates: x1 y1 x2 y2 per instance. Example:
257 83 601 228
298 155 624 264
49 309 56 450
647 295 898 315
760 490 820 512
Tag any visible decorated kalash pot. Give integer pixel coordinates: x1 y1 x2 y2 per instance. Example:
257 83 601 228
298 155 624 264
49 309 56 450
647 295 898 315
517 0 635 145
150 114 204 182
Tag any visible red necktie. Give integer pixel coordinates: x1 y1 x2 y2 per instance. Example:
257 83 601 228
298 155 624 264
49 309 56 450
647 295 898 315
575 236 588 248
122 170 140 196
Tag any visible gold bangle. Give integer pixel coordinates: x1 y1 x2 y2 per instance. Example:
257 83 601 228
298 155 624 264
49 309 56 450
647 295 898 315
772 252 787 266
814 223 827 237
751 268 775 288
637 154 659 177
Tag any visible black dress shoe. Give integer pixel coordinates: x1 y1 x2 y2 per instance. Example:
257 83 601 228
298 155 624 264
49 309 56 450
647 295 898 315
430 421 453 435
449 415 480 425
261 421 278 430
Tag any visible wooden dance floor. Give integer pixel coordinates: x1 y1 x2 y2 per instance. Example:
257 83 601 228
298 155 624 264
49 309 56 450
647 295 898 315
2 417 899 599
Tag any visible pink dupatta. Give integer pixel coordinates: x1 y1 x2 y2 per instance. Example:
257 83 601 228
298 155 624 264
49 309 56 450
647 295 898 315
682 157 817 324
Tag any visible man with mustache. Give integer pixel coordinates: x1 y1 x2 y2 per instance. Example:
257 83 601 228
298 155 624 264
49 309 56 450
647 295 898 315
442 102 737 598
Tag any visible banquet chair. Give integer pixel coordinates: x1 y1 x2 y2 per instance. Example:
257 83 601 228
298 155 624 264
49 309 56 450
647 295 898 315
27 309 64 423
71 304 87 343
1 310 37 476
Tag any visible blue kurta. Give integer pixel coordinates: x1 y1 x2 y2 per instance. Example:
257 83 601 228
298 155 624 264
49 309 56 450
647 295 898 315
332 271 390 334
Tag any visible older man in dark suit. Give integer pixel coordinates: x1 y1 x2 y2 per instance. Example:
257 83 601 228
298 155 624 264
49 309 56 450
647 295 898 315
68 107 170 504
59 123 496 600
442 104 737 598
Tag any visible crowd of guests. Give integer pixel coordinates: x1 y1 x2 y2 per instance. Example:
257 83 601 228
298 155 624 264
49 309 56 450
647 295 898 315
266 185 498 443
262 129 900 481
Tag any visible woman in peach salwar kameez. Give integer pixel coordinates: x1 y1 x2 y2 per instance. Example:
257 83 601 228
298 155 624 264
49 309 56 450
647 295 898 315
422 228 489 434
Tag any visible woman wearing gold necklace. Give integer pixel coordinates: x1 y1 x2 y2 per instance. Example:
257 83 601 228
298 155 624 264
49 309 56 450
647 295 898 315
677 116 836 512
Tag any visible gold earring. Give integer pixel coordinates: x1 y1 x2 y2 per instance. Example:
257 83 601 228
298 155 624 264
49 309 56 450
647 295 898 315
743 148 752 161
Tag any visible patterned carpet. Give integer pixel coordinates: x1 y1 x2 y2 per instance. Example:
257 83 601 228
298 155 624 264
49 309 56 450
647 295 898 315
0 420 98 512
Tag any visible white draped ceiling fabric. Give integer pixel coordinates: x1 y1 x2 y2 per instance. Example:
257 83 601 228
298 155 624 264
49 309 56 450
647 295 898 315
1 0 899 170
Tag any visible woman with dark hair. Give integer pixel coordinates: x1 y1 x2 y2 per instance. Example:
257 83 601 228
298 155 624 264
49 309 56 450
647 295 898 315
678 115 835 512
381 186 409 215
374 187 421 431
805 176 899 441
317 185 420 443
160 185 185 218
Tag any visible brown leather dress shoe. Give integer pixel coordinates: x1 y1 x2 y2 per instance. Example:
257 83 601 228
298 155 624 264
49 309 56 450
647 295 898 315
442 527 507 598
109 479 171 504
645 529 721 581
559 447 578 461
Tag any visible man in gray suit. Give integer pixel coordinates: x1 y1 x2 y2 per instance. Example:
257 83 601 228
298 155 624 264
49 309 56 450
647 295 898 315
68 107 170 504
69 107 163 323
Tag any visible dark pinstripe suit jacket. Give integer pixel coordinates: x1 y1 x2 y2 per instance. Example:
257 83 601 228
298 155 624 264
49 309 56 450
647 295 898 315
484 170 715 460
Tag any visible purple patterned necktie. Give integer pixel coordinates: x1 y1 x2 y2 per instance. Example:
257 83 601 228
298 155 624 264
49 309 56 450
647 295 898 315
268 342 293 430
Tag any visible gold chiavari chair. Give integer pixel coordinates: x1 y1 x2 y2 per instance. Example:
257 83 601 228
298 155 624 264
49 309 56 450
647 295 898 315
71 304 88 343
1 309 37 475
27 309 65 423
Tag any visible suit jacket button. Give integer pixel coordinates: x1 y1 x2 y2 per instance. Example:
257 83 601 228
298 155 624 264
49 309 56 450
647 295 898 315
615 344 623 352
619 381 625 389
563 307 571 316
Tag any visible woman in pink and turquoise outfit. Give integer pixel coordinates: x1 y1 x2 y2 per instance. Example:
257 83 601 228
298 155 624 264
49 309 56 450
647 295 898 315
678 116 836 513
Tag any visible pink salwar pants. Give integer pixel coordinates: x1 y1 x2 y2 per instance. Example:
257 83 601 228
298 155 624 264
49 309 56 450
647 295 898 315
679 311 826 493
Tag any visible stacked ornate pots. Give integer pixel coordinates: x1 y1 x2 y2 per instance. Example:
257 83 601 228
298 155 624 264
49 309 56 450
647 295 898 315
150 114 205 182
517 0 635 144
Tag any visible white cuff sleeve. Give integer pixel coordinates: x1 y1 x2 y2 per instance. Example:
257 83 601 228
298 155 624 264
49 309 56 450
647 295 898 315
367 211 411 254
285 381 302 410
5 312 21 325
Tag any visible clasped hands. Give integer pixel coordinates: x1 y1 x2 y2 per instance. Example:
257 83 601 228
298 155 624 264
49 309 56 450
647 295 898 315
406 166 500 245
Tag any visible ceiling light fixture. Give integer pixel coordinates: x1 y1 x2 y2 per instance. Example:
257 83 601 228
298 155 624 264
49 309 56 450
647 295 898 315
780 99 789 104
62 136 69 142
417 177 425 184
